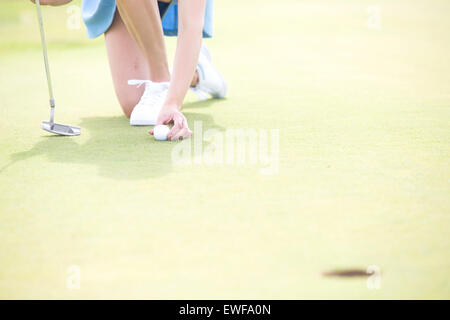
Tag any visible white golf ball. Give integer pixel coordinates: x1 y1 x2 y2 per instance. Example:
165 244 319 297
153 125 170 141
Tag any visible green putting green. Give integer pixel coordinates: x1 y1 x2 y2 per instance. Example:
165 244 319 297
0 0 449 299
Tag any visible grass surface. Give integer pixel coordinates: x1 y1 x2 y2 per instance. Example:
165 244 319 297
0 0 449 299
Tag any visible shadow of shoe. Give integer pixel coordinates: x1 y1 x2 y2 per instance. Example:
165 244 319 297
182 97 226 110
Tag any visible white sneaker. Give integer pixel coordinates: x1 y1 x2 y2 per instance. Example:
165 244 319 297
191 44 227 101
128 80 169 126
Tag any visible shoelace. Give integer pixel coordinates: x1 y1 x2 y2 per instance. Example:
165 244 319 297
128 80 169 106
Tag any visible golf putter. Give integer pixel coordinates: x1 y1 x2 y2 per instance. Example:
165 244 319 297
36 0 80 136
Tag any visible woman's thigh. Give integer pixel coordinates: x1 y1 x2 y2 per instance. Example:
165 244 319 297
105 10 149 118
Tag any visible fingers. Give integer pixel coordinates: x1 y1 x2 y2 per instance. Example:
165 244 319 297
155 114 167 126
167 114 183 140
171 126 193 141
150 108 192 140
168 113 191 141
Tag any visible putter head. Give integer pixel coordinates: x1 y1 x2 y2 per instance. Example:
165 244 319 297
41 121 81 136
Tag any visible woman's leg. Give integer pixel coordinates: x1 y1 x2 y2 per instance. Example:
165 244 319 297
105 10 149 117
116 0 171 83
105 1 200 118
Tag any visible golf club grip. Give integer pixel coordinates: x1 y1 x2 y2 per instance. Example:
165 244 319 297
35 0 55 103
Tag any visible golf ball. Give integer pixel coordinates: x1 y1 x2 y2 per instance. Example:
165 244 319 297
153 125 170 141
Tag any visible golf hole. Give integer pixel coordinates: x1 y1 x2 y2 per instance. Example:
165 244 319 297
322 268 374 278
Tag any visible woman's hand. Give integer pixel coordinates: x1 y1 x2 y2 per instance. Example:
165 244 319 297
150 105 192 141
30 0 73 6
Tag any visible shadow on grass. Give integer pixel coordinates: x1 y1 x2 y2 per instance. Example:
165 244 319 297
6 108 223 180
182 98 224 110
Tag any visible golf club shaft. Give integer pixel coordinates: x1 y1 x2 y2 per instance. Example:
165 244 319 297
35 0 55 124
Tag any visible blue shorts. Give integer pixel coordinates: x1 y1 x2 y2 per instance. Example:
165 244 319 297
81 0 214 39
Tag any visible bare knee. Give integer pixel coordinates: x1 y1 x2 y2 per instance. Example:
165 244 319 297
114 84 143 118
112 82 143 118
119 100 136 118
114 93 138 118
